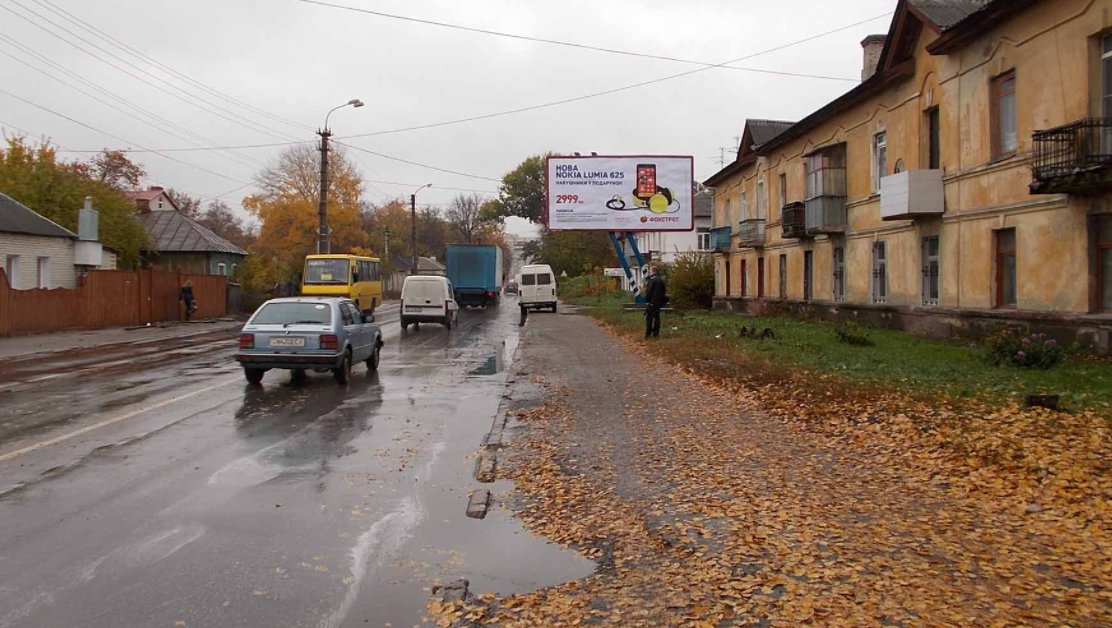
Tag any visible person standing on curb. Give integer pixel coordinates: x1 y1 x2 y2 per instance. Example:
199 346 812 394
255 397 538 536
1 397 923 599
643 263 667 339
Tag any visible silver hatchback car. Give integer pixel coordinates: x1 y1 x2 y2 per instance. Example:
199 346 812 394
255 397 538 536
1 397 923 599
235 297 383 384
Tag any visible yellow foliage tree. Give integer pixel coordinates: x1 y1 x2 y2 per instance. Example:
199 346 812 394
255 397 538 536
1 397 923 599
243 144 366 282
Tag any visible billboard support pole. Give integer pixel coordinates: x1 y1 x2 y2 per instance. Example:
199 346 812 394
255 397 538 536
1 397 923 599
608 232 646 304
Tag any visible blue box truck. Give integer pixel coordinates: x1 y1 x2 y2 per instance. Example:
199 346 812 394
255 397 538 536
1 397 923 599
445 244 504 307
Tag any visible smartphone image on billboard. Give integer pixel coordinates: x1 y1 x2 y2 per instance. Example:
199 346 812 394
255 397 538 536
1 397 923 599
636 164 657 199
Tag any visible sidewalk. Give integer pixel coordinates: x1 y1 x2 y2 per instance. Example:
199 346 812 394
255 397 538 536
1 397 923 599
431 309 1112 626
0 318 244 361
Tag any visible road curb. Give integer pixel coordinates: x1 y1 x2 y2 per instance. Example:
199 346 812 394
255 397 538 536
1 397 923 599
465 489 491 519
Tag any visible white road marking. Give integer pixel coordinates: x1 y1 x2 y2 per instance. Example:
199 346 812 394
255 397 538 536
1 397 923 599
0 378 239 463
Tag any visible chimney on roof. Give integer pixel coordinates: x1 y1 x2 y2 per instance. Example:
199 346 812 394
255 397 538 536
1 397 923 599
148 185 164 192
861 35 886 80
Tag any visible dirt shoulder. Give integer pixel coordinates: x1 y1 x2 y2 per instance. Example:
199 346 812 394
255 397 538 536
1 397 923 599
432 308 1111 626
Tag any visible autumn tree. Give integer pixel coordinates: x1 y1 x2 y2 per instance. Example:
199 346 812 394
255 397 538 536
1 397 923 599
166 188 202 218
0 137 148 268
243 144 366 282
87 149 146 191
198 200 254 249
445 193 493 244
485 154 549 224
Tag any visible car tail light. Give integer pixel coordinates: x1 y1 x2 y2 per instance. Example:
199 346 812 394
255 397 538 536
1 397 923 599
487 291 494 297
445 299 451 310
238 333 254 349
320 334 339 350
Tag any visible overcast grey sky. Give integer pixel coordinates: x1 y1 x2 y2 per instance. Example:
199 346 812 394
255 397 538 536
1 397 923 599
0 0 895 235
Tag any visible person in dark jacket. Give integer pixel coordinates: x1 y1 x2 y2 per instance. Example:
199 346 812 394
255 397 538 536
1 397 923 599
643 263 667 338
181 280 196 321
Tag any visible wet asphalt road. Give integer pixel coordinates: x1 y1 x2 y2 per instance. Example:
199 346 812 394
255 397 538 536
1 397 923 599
0 302 592 627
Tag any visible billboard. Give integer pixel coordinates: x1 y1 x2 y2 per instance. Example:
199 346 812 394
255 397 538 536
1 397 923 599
546 155 694 231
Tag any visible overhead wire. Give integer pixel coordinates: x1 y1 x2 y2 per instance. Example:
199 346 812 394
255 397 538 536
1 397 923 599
29 0 311 133
0 0 303 143
45 11 891 155
332 139 501 182
0 88 251 184
297 0 866 82
0 35 266 172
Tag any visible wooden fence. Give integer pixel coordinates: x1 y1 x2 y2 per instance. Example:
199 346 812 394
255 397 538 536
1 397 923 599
0 269 227 337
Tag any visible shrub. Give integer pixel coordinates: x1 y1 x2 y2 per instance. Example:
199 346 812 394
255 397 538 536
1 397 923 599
984 329 1064 369
667 252 714 309
834 319 873 346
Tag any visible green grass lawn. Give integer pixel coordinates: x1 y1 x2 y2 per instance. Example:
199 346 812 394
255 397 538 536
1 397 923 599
566 296 1112 414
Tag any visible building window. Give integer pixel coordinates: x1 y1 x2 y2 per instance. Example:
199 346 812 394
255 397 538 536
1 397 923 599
756 178 766 220
217 262 227 276
37 256 50 289
922 236 940 306
725 198 733 225
992 70 1017 159
697 230 711 251
778 254 787 299
231 263 238 276
995 228 1017 307
778 173 787 209
871 241 887 304
739 192 747 222
757 257 765 298
803 250 813 301
4 254 19 289
873 131 888 192
1099 215 1112 311
926 107 941 169
741 259 748 297
832 246 845 302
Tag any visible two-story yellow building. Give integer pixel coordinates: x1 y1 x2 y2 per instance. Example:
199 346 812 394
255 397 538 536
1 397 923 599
706 0 1112 350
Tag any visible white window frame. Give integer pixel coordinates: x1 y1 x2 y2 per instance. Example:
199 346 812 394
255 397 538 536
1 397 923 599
873 131 888 193
217 262 227 276
739 191 748 222
37 256 50 289
832 246 845 302
756 178 766 220
922 236 940 306
697 230 711 251
4 254 19 289
871 241 887 304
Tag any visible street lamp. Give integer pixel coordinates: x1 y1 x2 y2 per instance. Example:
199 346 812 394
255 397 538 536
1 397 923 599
410 183 432 275
317 98 364 254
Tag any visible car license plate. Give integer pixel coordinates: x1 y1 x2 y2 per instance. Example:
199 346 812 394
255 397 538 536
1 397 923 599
269 337 306 347
405 306 422 311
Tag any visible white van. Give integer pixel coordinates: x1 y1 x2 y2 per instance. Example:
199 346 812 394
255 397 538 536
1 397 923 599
518 264 557 312
400 275 459 329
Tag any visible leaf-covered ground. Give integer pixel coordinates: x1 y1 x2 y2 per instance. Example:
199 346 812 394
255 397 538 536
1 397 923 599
429 311 1111 627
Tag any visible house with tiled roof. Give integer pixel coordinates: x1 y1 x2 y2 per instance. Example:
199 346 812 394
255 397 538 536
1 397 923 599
124 186 247 276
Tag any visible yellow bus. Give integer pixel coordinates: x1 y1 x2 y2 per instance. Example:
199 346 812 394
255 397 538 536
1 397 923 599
301 254 383 312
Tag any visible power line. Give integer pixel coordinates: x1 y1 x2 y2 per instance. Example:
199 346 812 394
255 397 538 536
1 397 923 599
332 139 501 182
45 12 890 154
0 36 265 172
298 0 864 82
29 0 311 133
0 88 251 184
0 0 302 143
364 180 498 194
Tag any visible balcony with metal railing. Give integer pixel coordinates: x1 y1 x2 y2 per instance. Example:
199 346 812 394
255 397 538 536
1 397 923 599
738 219 766 248
710 226 732 253
781 202 808 239
1031 118 1112 194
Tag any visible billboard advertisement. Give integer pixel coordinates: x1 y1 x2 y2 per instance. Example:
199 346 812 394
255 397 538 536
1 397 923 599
546 155 694 231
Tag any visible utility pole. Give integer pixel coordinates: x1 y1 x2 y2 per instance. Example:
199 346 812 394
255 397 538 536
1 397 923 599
409 183 432 275
410 193 417 275
317 128 331 254
382 226 390 259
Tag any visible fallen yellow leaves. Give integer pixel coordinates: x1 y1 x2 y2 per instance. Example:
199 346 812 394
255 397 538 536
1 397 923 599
426 320 1112 627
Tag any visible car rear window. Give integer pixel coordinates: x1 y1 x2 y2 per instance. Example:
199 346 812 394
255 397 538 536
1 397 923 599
252 302 332 325
537 273 552 285
404 279 446 301
521 274 536 286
